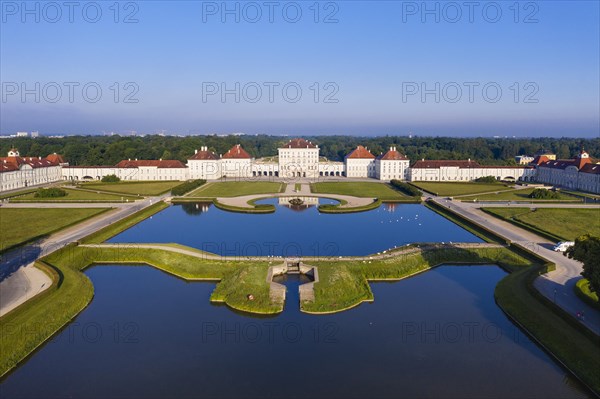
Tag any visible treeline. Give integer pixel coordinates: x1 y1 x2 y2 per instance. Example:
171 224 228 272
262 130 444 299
1 135 598 166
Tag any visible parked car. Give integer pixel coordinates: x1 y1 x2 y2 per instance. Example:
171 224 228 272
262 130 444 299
553 241 575 252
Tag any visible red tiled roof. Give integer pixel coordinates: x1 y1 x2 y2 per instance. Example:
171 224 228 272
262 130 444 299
539 157 593 171
530 155 550 165
115 159 186 168
189 150 219 160
0 155 59 173
222 144 252 159
46 153 66 164
346 145 375 159
376 147 408 161
0 160 19 173
280 138 317 149
580 163 600 175
411 160 481 168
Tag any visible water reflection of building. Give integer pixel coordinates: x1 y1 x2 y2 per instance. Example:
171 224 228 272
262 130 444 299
279 196 320 211
180 202 211 216
384 203 397 212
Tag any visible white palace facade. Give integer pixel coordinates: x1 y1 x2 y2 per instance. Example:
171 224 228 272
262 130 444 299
1 140 599 194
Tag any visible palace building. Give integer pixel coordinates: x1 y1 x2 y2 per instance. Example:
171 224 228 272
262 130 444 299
2 141 599 194
0 149 63 192
535 150 600 194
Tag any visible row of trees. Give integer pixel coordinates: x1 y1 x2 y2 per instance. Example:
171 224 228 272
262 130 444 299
1 135 598 166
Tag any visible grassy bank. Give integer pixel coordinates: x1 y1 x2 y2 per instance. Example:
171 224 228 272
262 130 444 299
495 265 600 395
80 201 169 244
410 181 513 196
306 246 529 313
213 199 275 214
318 199 382 213
481 207 600 241
424 201 508 244
0 208 110 253
186 181 285 197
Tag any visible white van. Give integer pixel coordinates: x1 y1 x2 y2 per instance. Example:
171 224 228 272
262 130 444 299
553 241 575 252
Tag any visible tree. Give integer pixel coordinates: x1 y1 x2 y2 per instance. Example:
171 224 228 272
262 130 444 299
565 234 600 293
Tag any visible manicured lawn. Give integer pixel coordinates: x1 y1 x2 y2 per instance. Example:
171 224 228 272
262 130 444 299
460 188 581 202
10 188 138 202
186 181 285 197
483 207 600 241
410 182 513 196
0 188 37 200
81 181 181 196
0 208 108 251
310 182 408 200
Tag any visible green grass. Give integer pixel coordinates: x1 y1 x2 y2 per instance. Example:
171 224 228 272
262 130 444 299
186 181 285 197
80 201 169 244
495 265 600 395
212 199 275 214
574 279 600 311
0 208 109 252
80 181 181 196
318 199 382 214
460 188 581 202
0 188 38 200
410 181 514 196
9 188 138 203
294 183 301 191
482 207 600 241
306 246 529 313
310 182 411 201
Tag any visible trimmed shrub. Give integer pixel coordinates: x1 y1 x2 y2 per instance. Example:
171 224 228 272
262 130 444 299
101 174 120 183
475 176 498 183
171 179 207 196
34 188 67 198
390 180 422 197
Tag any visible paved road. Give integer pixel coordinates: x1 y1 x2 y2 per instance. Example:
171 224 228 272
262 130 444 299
0 195 167 315
432 197 600 335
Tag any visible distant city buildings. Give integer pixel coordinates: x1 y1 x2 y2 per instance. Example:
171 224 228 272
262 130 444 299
2 140 599 194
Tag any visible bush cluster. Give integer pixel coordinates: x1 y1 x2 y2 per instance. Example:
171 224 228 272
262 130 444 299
529 188 560 200
101 174 121 183
34 188 67 198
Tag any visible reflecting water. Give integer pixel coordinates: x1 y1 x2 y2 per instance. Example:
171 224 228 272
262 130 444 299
108 200 483 256
0 265 590 398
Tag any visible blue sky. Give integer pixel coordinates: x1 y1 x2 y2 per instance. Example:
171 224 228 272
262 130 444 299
1 0 599 137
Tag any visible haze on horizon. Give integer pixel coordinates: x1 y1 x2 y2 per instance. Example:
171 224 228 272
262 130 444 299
1 1 599 138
